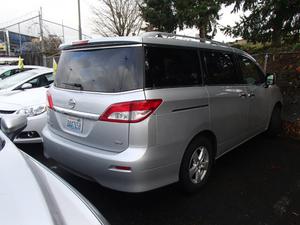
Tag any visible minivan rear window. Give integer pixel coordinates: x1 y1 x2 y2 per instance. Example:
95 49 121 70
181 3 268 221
55 47 143 93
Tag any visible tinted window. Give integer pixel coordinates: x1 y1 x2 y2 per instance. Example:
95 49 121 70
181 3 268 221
45 73 54 83
239 55 265 85
145 47 201 88
204 51 241 85
55 47 143 93
27 73 53 88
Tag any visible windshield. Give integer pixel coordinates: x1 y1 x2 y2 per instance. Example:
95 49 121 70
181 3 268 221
0 70 38 89
55 47 143 93
0 67 12 74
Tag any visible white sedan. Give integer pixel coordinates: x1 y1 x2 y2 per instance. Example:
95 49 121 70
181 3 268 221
0 68 53 143
0 115 109 225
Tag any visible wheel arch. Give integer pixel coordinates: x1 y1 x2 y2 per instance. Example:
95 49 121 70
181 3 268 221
274 101 282 109
185 130 218 161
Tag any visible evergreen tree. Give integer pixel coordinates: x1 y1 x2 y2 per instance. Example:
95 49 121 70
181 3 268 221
222 0 300 46
140 0 178 33
175 0 220 38
141 0 221 38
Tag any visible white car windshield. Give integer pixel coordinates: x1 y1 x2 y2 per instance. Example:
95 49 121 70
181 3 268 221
0 70 38 89
0 67 11 74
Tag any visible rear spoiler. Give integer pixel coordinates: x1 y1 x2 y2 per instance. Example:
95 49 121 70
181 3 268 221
60 41 141 51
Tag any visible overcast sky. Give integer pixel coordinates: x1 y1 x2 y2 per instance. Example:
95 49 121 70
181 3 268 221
0 0 242 42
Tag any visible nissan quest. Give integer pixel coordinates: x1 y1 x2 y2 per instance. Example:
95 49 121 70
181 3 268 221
43 32 283 193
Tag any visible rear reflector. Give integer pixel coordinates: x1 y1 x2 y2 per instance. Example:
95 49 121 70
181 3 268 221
109 165 132 173
47 91 54 109
99 99 162 123
114 166 131 171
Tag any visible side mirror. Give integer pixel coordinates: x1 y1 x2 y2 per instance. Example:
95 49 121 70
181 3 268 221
20 83 33 90
1 115 27 141
266 73 276 86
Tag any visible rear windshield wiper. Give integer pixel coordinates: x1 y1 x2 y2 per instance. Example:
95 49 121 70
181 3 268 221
62 82 83 90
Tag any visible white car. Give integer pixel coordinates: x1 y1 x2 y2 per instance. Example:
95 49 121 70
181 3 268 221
0 65 44 80
0 68 53 143
0 115 109 225
0 57 19 65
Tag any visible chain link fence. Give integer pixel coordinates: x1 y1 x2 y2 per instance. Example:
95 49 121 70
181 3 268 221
254 52 300 138
0 10 91 67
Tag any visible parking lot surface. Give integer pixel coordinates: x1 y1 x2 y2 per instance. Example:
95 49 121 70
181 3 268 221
19 135 300 225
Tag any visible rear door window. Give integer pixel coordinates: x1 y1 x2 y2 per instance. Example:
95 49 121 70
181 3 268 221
145 46 202 88
55 47 143 93
203 51 242 85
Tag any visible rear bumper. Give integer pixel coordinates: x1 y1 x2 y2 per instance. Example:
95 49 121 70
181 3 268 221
42 125 178 192
14 112 46 144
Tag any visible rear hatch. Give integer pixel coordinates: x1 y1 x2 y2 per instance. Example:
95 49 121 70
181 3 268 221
48 45 145 153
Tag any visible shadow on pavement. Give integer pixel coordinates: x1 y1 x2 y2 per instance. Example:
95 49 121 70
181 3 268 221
19 135 300 225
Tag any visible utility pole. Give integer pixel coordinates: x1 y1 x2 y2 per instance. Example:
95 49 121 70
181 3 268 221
18 23 22 55
39 7 46 66
5 30 11 56
77 0 82 40
264 54 269 73
62 20 65 43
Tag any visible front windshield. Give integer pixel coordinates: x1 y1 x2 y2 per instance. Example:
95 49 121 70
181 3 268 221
0 67 11 74
0 70 38 89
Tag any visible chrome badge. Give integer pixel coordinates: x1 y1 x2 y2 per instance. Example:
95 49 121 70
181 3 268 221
68 99 76 109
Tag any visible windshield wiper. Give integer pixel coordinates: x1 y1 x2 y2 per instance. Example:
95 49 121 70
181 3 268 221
62 82 83 90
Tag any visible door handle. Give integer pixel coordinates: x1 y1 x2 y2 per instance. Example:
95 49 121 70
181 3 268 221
239 92 247 98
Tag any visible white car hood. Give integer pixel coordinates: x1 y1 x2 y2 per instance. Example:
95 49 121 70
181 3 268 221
0 132 107 225
0 87 47 110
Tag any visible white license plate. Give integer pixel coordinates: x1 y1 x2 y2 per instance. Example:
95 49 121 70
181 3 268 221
66 116 83 133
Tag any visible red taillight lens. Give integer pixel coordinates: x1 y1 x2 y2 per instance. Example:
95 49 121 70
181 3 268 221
47 91 54 109
99 99 162 123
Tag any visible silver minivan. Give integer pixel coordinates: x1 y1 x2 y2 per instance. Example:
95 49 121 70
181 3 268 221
43 32 283 193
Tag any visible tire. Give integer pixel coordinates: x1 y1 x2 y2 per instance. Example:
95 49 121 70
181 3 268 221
266 105 282 137
179 136 213 193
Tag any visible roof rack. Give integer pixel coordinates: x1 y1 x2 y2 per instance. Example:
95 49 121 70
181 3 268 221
141 32 230 48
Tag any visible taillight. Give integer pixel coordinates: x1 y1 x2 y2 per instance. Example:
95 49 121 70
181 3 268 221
99 99 162 123
47 91 54 109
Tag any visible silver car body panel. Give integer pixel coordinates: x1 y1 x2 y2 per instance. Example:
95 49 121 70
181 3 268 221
48 87 145 152
43 34 283 192
0 130 108 225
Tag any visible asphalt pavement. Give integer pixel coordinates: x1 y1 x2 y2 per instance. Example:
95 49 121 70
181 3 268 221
19 134 300 225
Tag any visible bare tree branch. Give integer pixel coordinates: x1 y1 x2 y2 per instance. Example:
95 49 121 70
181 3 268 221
92 0 144 36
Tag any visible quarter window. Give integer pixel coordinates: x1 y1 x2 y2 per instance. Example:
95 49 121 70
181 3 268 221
145 46 201 88
204 51 241 85
239 55 265 85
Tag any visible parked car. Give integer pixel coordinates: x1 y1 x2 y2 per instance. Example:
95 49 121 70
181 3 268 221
0 57 19 65
0 68 53 143
43 32 283 193
0 115 109 225
0 65 44 80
